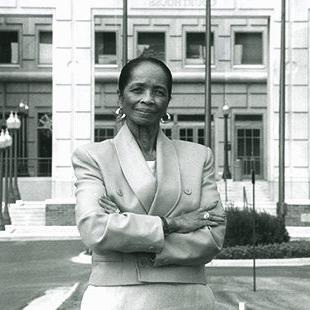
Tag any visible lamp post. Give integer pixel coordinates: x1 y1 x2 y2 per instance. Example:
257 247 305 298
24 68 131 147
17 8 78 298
6 111 21 201
0 129 6 230
3 128 12 225
18 101 29 176
6 112 16 203
222 104 231 203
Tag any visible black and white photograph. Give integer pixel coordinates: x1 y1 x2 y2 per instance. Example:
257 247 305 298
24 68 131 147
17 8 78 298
0 0 310 309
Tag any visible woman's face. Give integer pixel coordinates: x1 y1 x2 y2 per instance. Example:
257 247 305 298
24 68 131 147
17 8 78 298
119 62 170 127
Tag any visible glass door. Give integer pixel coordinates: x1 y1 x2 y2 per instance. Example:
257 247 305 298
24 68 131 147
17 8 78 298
235 122 263 179
37 112 52 176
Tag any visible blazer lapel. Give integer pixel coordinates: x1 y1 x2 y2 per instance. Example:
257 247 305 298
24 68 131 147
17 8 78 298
149 130 182 217
113 123 157 213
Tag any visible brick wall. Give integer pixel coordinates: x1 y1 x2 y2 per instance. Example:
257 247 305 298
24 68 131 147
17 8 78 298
286 204 310 226
46 203 75 226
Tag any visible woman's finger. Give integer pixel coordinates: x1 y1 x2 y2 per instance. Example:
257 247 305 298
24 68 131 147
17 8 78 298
204 220 220 227
99 198 120 212
102 207 120 214
198 209 225 220
98 201 120 213
99 196 117 207
100 206 114 214
207 214 225 221
99 203 115 211
100 205 116 213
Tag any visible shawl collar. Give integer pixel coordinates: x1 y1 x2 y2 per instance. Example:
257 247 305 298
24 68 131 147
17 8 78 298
113 123 181 216
148 129 181 216
113 123 157 213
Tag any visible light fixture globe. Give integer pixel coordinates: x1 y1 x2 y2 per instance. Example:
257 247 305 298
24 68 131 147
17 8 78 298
222 103 230 116
6 111 21 130
19 101 25 109
6 111 15 129
4 129 12 148
19 101 29 115
13 112 21 129
0 130 6 149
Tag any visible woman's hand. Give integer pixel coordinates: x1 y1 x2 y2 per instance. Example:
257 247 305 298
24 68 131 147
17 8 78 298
167 202 226 234
98 196 121 214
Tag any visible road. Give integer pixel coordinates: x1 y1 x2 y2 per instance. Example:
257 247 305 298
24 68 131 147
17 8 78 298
206 265 310 310
0 240 89 310
0 240 310 310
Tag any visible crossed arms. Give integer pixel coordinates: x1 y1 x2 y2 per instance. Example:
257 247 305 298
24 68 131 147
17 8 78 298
72 145 226 266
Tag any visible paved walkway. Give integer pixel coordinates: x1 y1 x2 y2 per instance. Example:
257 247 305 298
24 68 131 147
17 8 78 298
71 250 310 267
1 225 309 267
0 225 80 241
1 225 310 241
23 283 79 310
1 224 310 269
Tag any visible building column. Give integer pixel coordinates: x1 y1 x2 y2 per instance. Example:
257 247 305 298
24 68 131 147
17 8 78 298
52 1 94 200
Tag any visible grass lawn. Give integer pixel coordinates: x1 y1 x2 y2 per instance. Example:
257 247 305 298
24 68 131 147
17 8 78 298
58 272 310 310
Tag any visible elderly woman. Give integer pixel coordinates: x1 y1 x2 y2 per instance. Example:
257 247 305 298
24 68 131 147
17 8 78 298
72 57 226 310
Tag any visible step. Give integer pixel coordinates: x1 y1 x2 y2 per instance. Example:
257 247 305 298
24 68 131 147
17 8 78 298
217 180 275 215
8 201 46 226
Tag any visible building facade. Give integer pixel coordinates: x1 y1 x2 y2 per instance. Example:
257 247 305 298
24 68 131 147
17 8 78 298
0 0 309 213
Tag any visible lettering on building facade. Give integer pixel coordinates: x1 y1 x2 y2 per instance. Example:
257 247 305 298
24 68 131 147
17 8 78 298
132 0 216 9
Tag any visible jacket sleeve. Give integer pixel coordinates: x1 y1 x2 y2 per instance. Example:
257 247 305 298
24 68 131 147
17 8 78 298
154 147 226 266
72 145 164 254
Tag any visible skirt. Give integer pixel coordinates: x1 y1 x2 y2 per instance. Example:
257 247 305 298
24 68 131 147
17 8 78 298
80 283 215 310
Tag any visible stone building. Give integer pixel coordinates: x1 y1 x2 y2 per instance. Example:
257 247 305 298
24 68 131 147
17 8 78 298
0 0 309 227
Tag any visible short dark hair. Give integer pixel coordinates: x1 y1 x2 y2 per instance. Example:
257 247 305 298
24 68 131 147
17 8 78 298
118 57 172 98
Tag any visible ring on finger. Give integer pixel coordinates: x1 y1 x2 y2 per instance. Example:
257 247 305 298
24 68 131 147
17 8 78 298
203 212 210 220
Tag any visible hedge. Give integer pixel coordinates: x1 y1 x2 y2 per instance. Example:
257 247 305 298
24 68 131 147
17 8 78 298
85 241 310 260
223 207 289 247
217 241 310 259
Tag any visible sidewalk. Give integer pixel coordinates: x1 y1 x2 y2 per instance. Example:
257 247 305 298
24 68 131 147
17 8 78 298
1 225 310 241
1 225 310 267
0 225 80 241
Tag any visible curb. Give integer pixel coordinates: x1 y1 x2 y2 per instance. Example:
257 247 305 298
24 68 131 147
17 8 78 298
71 251 310 268
207 257 310 267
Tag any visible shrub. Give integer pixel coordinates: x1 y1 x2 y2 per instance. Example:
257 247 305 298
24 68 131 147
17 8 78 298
223 207 289 247
216 241 310 259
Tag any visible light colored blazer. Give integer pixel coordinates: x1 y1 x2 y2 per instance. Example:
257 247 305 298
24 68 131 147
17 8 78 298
72 123 226 286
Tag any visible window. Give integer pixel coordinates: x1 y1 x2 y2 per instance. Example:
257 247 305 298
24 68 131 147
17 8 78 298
137 32 165 61
37 113 52 176
234 32 263 65
179 128 194 142
94 127 115 142
39 31 52 64
186 32 214 65
0 31 18 64
95 32 117 65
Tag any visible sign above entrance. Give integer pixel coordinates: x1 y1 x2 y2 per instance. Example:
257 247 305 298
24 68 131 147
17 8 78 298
130 0 217 9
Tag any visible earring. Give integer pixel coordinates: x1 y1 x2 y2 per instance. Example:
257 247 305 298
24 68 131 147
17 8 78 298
115 107 126 119
160 112 171 124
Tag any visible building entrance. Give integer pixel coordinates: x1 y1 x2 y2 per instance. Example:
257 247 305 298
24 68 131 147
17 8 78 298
234 115 264 179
